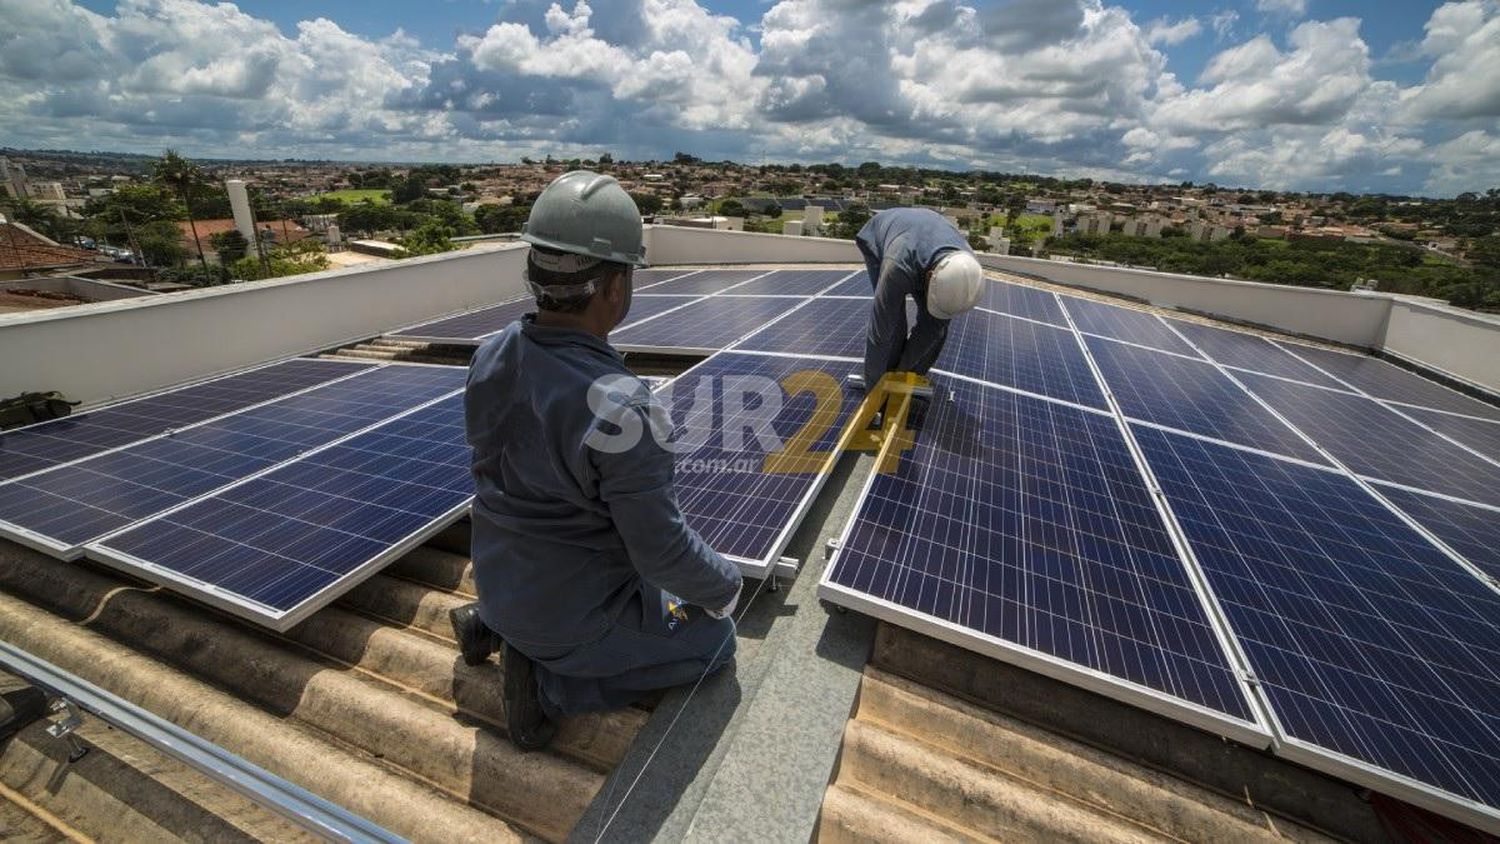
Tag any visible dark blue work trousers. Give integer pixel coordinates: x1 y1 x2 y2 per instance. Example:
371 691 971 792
518 582 737 716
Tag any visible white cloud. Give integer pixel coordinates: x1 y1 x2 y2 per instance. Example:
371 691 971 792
1400 1 1500 120
1145 16 1202 46
1255 0 1307 18
1423 130 1500 195
1209 9 1240 40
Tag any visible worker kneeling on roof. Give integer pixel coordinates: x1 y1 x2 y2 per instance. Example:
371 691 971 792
451 171 742 751
853 208 985 391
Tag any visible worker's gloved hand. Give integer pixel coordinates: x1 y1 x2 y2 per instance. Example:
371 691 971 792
704 582 742 620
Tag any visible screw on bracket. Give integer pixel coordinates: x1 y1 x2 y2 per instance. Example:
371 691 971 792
46 699 88 763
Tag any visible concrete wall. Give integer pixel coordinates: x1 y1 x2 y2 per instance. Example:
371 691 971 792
977 254 1391 348
0 243 526 404
1381 298 1500 393
646 225 861 265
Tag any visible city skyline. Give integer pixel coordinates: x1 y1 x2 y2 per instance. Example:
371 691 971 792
3 0 1498 196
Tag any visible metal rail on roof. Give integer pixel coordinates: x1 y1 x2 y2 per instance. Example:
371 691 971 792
0 640 406 844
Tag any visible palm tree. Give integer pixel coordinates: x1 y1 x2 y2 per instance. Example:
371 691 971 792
153 149 209 270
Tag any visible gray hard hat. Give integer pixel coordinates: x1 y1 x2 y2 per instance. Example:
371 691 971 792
522 170 648 267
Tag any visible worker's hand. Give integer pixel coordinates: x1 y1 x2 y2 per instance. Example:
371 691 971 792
704 582 742 620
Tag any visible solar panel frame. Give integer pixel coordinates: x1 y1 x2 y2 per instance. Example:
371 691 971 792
1395 406 1500 460
721 268 856 296
1236 371 1500 509
388 297 531 345
1132 425 1500 834
637 268 776 296
1372 484 1500 586
821 272 871 297
1169 322 1346 389
0 358 374 484
932 308 1107 410
1083 335 1329 464
1278 343 1500 422
85 390 472 631
654 350 860 578
1060 296 1200 356
818 377 1270 746
0 364 466 558
978 281 1069 327
612 295 807 354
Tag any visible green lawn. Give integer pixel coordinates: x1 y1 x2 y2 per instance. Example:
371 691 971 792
316 189 391 206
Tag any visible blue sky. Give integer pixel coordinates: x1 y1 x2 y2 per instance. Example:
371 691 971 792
10 0 1500 195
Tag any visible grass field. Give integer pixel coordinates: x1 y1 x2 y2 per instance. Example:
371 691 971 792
316 189 391 205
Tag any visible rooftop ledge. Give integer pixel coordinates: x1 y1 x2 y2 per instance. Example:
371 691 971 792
0 225 1495 405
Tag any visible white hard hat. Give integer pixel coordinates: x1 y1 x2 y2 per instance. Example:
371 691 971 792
927 251 984 320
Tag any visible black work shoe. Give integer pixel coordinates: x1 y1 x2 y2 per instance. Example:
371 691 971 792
503 644 557 752
449 603 503 667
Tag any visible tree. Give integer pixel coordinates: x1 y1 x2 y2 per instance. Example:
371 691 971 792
396 220 457 257
718 199 746 218
209 229 249 263
134 220 190 267
630 192 664 215
391 173 427 204
474 203 530 234
153 149 209 270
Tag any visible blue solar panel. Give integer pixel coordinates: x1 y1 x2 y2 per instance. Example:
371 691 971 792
390 298 531 343
1134 424 1500 822
1061 297 1198 356
616 295 701 329
1279 343 1500 422
90 394 472 629
1373 485 1500 584
735 297 867 359
0 365 465 556
1086 337 1327 464
661 352 858 573
1396 405 1500 458
612 296 804 352
727 269 852 296
633 268 698 289
641 269 771 296
1239 372 1500 509
0 359 369 482
822 379 1263 736
1171 322 1345 388
821 272 871 297
934 309 1105 408
979 281 1067 326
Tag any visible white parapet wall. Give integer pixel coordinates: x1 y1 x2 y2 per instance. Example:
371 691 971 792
645 224 861 265
0 243 527 405
1381 298 1500 394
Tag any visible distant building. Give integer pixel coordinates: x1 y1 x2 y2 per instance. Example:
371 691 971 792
986 227 1011 255
802 205 825 236
28 182 65 202
782 219 804 236
678 194 705 211
1120 216 1164 238
1078 212 1113 236
1188 220 1231 243
0 158 29 199
1026 199 1056 214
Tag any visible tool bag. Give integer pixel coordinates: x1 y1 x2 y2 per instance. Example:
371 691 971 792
0 391 80 430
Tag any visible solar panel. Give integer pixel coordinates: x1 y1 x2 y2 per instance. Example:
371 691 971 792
390 298 531 344
1170 322 1344 388
89 393 472 631
616 295 701 329
1373 485 1500 584
1084 337 1327 464
633 268 699 289
822 378 1266 742
934 309 1106 409
659 352 857 576
1238 371 1500 509
0 365 465 557
1061 297 1198 356
0 359 370 483
1397 406 1500 457
1279 343 1500 422
640 269 772 296
612 296 805 352
821 272 871 297
979 281 1067 327
1134 424 1500 829
725 269 853 296
734 297 867 359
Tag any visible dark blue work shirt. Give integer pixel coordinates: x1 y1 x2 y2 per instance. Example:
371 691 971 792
465 315 741 649
855 208 971 387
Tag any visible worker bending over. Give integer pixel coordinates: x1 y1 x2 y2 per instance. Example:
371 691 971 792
451 171 743 751
854 208 985 390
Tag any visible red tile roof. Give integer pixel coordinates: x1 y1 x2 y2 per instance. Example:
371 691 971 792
0 224 105 271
